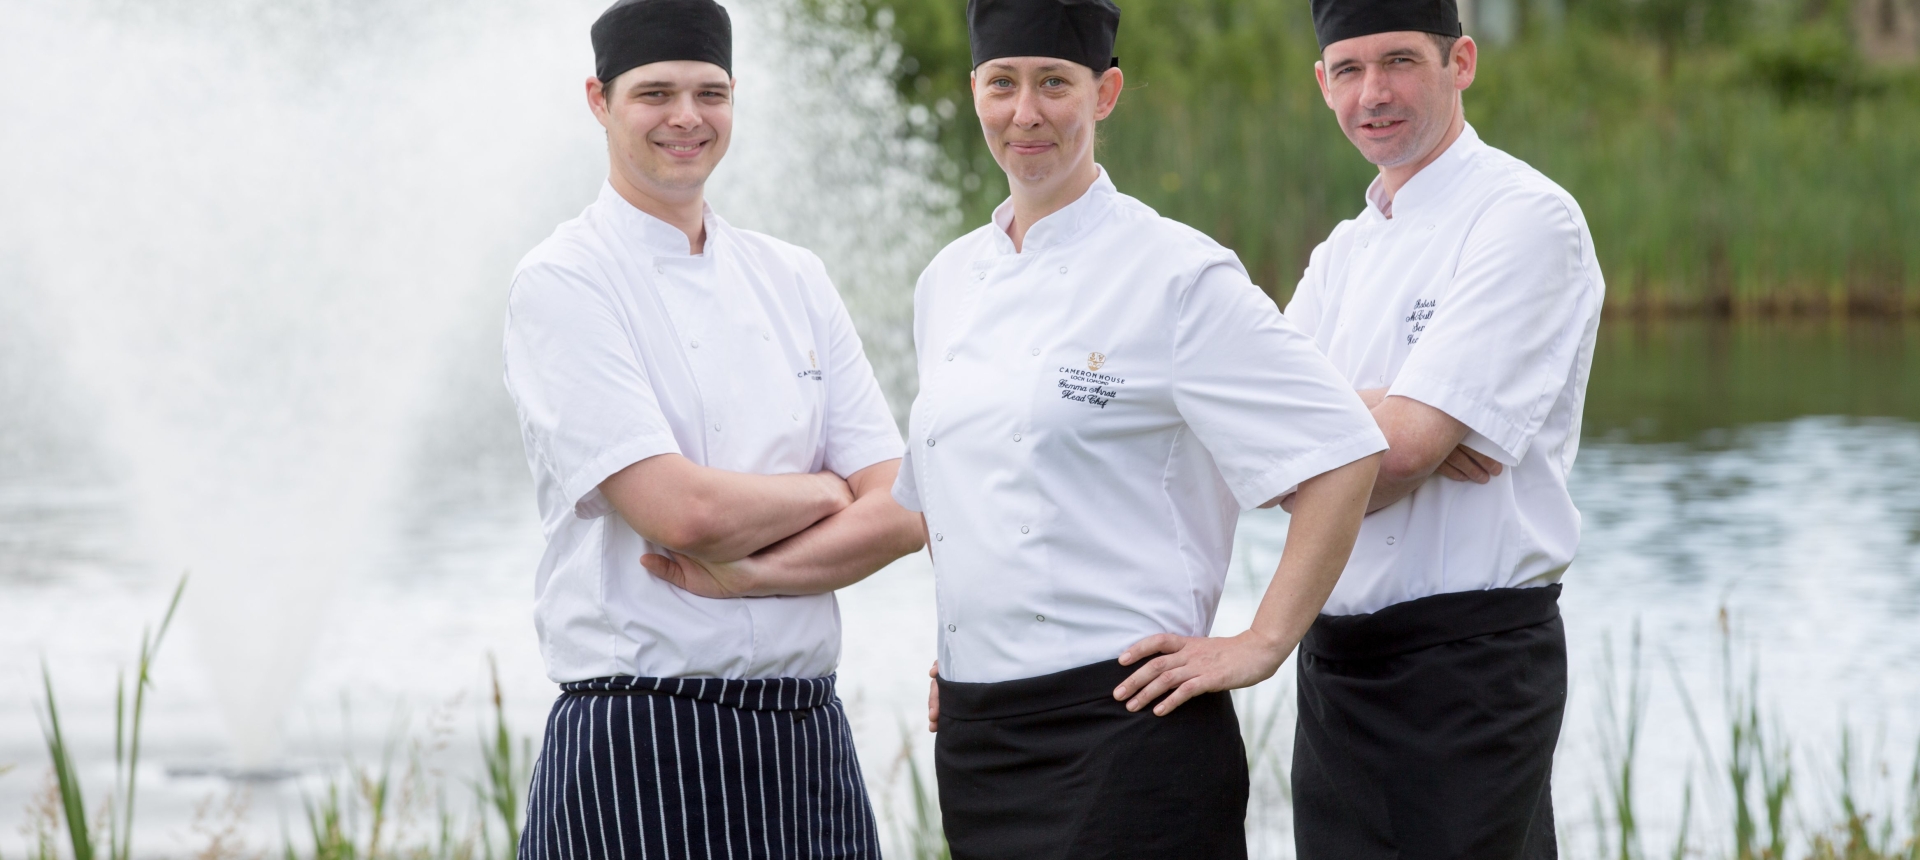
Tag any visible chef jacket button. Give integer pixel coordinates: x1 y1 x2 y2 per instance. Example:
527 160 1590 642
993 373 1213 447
690 339 700 348
1030 348 1040 356
1036 614 1046 622
927 438 936 447
1012 433 1022 442
655 264 665 274
791 412 799 421
934 533 943 541
947 624 957 632
1020 525 1030 534
945 352 955 361
1386 536 1396 545
714 423 722 432
762 332 772 341
1058 266 1068 274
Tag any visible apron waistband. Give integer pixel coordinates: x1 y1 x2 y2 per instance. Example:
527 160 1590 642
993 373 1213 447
560 674 836 712
1303 583 1563 662
937 659 1137 721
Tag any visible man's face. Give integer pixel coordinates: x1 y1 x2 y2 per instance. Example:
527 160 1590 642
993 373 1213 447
971 57 1122 188
1315 32 1475 169
590 60 734 198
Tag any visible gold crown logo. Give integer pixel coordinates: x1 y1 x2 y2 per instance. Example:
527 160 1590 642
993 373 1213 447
809 350 817 369
1088 352 1107 371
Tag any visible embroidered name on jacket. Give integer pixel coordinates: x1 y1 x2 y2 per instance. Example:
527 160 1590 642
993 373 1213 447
797 349 823 380
1406 299 1437 345
1057 366 1126 408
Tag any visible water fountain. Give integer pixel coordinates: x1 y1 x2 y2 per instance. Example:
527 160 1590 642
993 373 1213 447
0 0 950 771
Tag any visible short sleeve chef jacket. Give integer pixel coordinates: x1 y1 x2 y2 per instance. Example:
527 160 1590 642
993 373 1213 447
892 168 1387 684
504 183 903 684
1285 124 1606 616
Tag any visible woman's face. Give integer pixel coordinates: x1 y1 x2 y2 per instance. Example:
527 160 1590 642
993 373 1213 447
971 58 1122 193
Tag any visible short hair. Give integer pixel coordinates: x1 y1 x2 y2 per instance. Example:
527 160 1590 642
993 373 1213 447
1430 32 1459 65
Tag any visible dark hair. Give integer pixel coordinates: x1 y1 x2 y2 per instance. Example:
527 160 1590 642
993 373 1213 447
1430 32 1459 65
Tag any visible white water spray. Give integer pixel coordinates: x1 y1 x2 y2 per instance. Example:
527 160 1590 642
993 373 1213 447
0 0 950 767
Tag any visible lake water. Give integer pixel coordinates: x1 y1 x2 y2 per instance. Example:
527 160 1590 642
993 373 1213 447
3 318 1915 857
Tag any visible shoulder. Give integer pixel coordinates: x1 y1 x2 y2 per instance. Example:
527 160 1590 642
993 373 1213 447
726 224 828 277
509 216 612 310
1461 144 1591 254
1101 192 1246 288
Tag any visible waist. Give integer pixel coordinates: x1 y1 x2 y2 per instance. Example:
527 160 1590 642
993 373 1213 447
561 674 838 712
1303 583 1562 662
937 659 1141 721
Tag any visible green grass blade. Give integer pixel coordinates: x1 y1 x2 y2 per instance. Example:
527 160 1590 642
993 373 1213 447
39 662 94 860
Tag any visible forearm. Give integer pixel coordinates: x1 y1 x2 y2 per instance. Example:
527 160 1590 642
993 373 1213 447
602 454 847 563
1247 454 1380 655
1357 389 1467 513
737 461 924 596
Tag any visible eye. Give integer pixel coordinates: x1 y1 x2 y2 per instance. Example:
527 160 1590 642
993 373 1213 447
1043 76 1066 87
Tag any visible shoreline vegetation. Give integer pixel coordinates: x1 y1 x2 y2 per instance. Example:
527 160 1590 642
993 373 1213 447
801 0 1920 317
13 586 1920 858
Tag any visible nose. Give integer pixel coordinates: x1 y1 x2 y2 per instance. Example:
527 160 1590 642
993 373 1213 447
1359 64 1393 111
1010 83 1045 129
667 91 703 129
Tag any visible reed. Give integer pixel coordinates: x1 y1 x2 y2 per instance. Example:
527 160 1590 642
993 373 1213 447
818 0 1920 315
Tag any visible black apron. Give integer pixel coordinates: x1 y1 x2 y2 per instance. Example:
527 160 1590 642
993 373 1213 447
935 659 1249 860
1293 584 1567 860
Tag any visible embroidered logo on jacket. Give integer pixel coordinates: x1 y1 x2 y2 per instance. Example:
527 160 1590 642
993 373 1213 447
1057 364 1125 409
1087 351 1107 371
796 349 823 380
1406 299 1436 345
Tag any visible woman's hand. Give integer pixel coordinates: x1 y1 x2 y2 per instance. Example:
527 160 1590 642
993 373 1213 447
641 549 763 598
1112 630 1290 716
927 661 940 733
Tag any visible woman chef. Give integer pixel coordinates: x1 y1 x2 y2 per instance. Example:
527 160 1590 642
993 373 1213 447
890 0 1390 856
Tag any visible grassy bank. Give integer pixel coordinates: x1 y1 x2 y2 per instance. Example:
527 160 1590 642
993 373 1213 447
813 0 1920 315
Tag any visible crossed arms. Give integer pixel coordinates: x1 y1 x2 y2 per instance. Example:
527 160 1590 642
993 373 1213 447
599 454 925 598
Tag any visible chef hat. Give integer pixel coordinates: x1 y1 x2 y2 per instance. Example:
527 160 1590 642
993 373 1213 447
967 0 1122 75
592 0 733 88
1311 0 1462 50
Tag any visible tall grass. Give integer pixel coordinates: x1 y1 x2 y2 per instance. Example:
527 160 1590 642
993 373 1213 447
816 0 1920 314
33 574 186 860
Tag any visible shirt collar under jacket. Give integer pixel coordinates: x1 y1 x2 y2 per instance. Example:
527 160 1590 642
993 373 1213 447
987 166 1119 254
594 180 725 257
1363 122 1485 221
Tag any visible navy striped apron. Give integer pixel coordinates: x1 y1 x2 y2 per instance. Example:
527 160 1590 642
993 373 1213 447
519 674 880 860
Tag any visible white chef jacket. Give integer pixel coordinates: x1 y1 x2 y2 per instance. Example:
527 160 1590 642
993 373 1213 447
1285 124 1606 617
504 183 904 683
893 169 1387 684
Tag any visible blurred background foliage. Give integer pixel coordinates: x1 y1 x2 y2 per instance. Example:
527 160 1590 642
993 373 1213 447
803 0 1920 314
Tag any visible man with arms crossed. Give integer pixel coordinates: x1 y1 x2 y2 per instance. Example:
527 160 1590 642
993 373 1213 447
1283 0 1606 856
503 0 921 856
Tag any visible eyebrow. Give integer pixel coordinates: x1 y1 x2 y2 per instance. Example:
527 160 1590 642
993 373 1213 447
627 80 732 91
981 61 1072 74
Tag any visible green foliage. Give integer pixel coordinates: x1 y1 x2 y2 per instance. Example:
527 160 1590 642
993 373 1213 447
34 574 186 860
817 0 1920 312
884 726 950 860
473 656 531 860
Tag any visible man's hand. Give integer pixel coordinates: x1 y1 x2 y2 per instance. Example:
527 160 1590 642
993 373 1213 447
641 549 764 599
927 661 940 733
1436 444 1504 483
1113 631 1287 716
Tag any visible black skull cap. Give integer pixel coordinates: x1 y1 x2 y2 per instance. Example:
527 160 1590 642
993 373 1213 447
592 0 732 87
1312 0 1461 50
967 0 1122 75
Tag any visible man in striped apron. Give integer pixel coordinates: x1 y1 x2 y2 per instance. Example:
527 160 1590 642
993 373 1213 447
501 0 926 856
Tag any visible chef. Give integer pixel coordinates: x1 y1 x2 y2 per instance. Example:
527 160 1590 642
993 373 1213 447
501 0 923 856
1282 0 1606 856
893 1 1389 856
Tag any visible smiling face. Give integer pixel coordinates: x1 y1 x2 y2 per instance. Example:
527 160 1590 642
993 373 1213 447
1315 31 1475 170
971 57 1123 197
589 60 734 205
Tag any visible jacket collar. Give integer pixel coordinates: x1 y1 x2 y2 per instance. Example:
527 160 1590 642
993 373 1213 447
988 166 1117 254
1364 122 1483 221
596 181 726 257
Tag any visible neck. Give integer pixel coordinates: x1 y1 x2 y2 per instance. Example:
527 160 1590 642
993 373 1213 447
609 166 708 254
1004 158 1100 253
1375 103 1466 209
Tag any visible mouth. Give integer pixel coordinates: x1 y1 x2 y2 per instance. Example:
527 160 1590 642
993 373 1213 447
1005 140 1057 156
653 140 710 159
1355 118 1407 138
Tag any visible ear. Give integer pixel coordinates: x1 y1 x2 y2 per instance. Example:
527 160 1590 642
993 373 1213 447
1452 36 1477 91
1314 60 1335 109
587 76 612 126
1093 66 1124 121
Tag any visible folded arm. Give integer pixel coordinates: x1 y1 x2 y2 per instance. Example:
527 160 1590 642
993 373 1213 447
641 459 925 598
1352 387 1503 513
600 453 853 563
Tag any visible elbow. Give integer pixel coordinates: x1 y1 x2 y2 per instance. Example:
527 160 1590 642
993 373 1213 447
649 499 729 557
1377 442 1440 487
